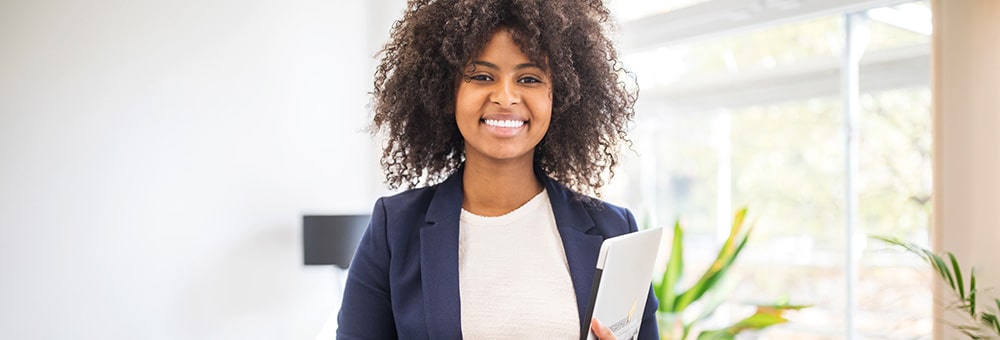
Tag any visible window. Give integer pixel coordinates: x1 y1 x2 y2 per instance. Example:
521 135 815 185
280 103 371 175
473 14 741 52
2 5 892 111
605 1 932 338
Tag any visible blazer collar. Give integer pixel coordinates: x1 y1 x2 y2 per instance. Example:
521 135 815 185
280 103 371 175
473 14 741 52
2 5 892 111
537 168 596 233
424 167 465 224
420 167 605 336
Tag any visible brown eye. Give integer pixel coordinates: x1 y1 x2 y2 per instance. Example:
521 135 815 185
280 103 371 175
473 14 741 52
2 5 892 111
518 76 543 84
466 74 493 82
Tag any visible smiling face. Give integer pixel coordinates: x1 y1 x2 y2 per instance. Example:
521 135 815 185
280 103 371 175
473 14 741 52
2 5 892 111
455 29 553 167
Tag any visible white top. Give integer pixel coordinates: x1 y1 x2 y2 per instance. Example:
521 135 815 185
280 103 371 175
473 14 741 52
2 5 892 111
458 189 580 339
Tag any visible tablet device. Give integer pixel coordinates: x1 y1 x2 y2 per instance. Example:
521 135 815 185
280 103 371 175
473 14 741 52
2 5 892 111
581 227 664 340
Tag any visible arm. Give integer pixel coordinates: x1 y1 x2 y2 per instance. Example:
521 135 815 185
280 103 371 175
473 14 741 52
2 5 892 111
336 198 398 339
637 285 660 339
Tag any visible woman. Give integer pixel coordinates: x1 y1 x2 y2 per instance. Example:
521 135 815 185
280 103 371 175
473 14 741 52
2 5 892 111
337 0 657 338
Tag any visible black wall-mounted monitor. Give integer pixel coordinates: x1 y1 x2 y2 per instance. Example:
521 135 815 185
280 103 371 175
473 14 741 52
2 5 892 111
302 214 370 268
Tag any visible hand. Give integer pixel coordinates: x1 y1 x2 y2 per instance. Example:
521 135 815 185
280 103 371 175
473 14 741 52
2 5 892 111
590 318 617 340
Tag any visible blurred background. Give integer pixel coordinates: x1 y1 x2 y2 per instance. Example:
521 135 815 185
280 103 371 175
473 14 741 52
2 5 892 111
1 0 397 338
3 0 995 339
603 0 932 338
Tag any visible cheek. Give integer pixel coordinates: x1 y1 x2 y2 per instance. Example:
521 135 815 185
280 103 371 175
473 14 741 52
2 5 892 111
454 89 474 122
533 94 554 125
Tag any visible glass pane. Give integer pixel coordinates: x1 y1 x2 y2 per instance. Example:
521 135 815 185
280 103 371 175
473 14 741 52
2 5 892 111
605 111 718 235
865 1 932 51
725 96 846 338
855 1 933 334
603 1 933 338
855 87 933 338
623 15 842 91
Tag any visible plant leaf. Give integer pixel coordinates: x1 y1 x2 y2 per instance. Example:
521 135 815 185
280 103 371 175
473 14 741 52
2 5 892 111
983 313 1000 333
871 235 923 256
696 330 734 340
693 273 758 327
674 231 749 311
698 307 790 340
992 299 1000 333
731 208 747 237
970 268 977 316
949 252 966 302
928 250 956 291
659 221 685 312
731 312 788 329
757 303 812 313
873 235 1000 338
873 235 958 291
673 209 752 311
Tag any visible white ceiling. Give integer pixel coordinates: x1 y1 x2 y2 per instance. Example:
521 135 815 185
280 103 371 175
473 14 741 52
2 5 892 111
619 0 922 52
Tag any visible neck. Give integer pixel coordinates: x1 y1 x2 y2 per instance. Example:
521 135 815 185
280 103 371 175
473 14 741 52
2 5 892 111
461 155 544 217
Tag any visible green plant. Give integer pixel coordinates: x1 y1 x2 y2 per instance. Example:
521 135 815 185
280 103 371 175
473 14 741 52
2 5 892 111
655 208 808 340
874 236 1000 339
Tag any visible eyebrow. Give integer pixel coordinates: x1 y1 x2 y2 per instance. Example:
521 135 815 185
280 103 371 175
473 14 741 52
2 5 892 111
470 60 545 71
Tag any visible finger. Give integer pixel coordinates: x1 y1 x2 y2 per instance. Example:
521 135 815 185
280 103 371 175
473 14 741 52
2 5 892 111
590 318 617 340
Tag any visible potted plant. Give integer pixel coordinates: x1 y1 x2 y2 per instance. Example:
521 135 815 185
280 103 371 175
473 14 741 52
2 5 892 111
874 236 1000 339
655 208 808 340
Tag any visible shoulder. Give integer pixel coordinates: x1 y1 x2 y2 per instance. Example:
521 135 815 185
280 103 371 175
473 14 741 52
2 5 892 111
588 198 632 220
581 195 638 234
542 176 637 236
375 185 439 220
363 184 444 253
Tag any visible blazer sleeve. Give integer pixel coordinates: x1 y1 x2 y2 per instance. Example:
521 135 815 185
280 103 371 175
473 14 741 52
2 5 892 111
337 198 398 339
626 209 661 340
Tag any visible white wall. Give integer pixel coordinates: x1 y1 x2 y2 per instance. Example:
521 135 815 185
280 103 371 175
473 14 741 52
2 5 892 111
0 0 394 338
932 0 1000 338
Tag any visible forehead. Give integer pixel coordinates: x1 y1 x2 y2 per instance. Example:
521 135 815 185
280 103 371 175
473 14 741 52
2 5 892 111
469 29 548 70
475 31 525 58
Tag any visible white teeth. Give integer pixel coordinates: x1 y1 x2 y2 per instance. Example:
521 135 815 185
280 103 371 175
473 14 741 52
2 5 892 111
483 119 525 128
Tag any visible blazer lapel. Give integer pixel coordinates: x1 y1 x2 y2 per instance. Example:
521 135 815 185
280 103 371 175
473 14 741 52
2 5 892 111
541 176 605 331
420 170 464 339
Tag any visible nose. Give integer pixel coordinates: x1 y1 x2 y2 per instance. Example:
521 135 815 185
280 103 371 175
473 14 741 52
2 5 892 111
490 79 520 106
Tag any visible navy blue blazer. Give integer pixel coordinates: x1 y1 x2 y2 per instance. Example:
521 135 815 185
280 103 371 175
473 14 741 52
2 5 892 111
337 169 659 339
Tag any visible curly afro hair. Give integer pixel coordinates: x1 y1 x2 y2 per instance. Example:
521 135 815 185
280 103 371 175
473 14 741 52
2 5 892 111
371 0 636 196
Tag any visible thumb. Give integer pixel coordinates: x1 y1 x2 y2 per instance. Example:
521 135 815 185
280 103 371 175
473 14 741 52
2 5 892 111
590 318 617 340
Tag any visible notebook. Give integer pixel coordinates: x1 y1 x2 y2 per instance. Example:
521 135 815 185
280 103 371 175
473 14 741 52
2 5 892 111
581 227 664 340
